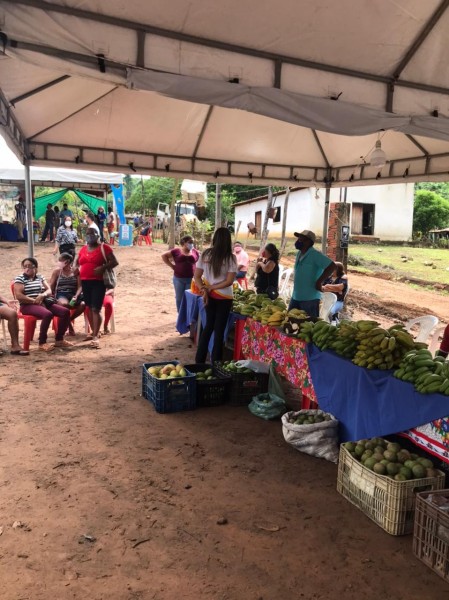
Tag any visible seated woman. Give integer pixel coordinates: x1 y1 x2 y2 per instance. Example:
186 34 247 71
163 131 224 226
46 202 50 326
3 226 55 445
14 257 73 351
0 292 28 356
49 252 85 334
254 243 280 298
322 261 348 318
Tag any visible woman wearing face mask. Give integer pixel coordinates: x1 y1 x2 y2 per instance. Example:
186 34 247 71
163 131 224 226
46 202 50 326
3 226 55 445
49 252 85 334
161 235 199 312
76 228 119 349
53 215 78 258
254 243 280 298
14 257 73 352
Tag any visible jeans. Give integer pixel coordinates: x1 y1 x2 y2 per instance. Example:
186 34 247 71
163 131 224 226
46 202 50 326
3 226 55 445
173 276 192 312
330 300 344 317
40 222 54 242
20 302 70 344
288 298 320 319
195 297 233 363
235 271 247 280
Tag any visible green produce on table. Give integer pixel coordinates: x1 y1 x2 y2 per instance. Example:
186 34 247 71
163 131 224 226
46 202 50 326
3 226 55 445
394 349 449 395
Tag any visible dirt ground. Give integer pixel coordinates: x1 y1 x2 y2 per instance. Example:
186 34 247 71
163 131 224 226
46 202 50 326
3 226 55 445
0 241 448 600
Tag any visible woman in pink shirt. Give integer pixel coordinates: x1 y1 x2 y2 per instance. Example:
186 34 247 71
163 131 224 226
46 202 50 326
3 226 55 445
162 235 199 311
233 241 249 279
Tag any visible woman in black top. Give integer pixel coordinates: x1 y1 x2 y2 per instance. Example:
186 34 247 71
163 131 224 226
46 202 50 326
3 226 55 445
255 243 280 298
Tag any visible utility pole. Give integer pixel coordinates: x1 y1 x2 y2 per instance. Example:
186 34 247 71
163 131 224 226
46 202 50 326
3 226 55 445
168 179 180 249
215 183 222 229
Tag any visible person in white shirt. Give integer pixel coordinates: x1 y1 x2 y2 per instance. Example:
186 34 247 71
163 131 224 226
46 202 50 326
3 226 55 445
85 212 100 236
193 227 237 362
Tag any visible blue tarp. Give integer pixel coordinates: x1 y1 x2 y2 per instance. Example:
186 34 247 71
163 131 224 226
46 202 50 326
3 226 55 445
307 344 449 442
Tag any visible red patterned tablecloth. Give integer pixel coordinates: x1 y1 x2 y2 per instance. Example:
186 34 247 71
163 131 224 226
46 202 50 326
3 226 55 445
241 319 317 403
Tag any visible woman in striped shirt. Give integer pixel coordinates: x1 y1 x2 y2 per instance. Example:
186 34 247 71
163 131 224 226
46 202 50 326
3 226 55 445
14 257 73 352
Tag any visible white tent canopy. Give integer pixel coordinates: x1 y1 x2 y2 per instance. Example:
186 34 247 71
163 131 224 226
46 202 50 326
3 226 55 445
0 166 122 189
2 0 449 187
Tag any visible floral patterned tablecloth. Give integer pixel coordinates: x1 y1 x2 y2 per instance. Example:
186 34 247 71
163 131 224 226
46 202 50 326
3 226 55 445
241 319 317 403
400 418 449 464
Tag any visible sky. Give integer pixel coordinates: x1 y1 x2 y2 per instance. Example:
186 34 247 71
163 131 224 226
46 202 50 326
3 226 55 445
0 135 23 168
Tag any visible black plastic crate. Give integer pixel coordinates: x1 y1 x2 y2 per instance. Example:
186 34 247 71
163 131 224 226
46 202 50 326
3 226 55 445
184 363 232 407
142 362 196 413
214 362 269 406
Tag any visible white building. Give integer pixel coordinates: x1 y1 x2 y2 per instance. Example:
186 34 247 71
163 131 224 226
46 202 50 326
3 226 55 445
233 183 414 242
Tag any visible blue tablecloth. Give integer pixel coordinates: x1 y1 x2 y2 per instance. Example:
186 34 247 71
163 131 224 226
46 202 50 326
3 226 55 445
0 223 27 242
176 290 201 335
307 344 449 442
176 290 241 353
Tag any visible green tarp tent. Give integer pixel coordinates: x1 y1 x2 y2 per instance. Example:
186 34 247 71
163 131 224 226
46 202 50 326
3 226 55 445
34 189 108 219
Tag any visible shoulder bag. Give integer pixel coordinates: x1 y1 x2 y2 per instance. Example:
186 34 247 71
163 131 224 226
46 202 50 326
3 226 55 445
100 243 117 289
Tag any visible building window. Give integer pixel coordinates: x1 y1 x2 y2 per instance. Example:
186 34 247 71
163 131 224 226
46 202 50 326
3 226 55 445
273 207 281 223
351 203 375 235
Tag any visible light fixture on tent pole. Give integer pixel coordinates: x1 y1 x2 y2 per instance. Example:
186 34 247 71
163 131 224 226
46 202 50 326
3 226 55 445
369 136 387 169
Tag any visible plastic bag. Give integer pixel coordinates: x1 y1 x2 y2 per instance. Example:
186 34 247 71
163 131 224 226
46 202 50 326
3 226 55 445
248 393 286 420
234 360 270 374
282 410 339 463
268 364 285 399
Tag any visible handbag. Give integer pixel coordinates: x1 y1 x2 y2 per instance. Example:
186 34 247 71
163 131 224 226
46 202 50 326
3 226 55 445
100 243 117 289
43 296 57 307
266 285 279 300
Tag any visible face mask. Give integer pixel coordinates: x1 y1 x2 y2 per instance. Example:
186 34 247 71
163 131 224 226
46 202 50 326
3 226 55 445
86 234 97 245
261 250 267 258
234 247 241 253
295 240 304 250
187 243 194 250
65 220 72 227
58 261 68 269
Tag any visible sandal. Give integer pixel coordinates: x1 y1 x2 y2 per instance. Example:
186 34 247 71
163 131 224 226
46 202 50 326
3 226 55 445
54 340 75 349
89 339 100 349
103 328 110 335
10 349 30 356
83 335 93 342
39 343 55 352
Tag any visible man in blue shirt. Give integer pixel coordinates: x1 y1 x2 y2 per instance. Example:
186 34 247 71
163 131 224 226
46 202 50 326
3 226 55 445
290 230 335 318
59 203 73 226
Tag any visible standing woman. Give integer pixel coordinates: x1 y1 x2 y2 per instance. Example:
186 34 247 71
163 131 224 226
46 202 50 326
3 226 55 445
14 257 72 351
53 214 78 258
254 243 280 298
77 228 118 349
161 235 199 311
194 227 237 363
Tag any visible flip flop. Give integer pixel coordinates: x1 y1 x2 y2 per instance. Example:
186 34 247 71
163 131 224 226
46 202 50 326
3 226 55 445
83 335 93 341
10 350 30 356
54 340 75 349
89 339 100 349
39 343 55 352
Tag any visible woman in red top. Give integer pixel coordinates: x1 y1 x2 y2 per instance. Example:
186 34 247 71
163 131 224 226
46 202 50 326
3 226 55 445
77 228 118 348
161 235 199 311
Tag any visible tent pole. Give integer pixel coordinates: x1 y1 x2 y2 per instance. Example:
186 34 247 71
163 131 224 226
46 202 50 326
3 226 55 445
24 160 34 257
321 185 330 255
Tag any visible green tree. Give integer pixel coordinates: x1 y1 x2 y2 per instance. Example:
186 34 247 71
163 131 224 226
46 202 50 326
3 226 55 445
413 189 449 235
126 177 177 214
415 182 449 201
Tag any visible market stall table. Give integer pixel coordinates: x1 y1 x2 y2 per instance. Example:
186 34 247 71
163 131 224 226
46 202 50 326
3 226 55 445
241 319 317 404
0 223 27 242
401 419 449 464
307 344 449 442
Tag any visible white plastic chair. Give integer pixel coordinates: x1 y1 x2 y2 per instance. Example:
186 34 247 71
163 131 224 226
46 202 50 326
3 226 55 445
278 264 285 284
429 326 447 357
405 315 439 343
279 268 293 297
319 292 337 323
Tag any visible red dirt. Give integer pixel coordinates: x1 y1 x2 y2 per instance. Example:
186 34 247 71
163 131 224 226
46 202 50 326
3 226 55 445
0 242 447 600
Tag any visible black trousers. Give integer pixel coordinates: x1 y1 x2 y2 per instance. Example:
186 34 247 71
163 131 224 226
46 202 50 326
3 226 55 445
195 297 233 363
41 221 54 241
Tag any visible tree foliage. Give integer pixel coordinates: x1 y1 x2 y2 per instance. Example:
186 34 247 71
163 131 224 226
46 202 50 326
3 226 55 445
125 177 177 214
413 189 449 235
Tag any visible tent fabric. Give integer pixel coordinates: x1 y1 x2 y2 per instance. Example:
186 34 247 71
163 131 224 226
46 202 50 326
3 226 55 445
3 1 449 186
34 189 69 219
34 188 107 219
0 167 122 185
73 190 107 216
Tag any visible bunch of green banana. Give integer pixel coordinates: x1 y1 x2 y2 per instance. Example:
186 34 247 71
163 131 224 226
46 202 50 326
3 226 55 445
295 321 315 342
394 349 449 394
353 325 399 370
312 321 338 350
329 320 359 358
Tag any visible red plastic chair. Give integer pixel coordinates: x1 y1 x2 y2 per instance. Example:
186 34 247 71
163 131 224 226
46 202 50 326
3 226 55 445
137 234 152 246
237 276 248 289
11 281 39 351
52 306 88 334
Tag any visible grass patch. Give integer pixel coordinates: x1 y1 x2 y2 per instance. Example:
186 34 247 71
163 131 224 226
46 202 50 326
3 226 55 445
349 244 449 284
